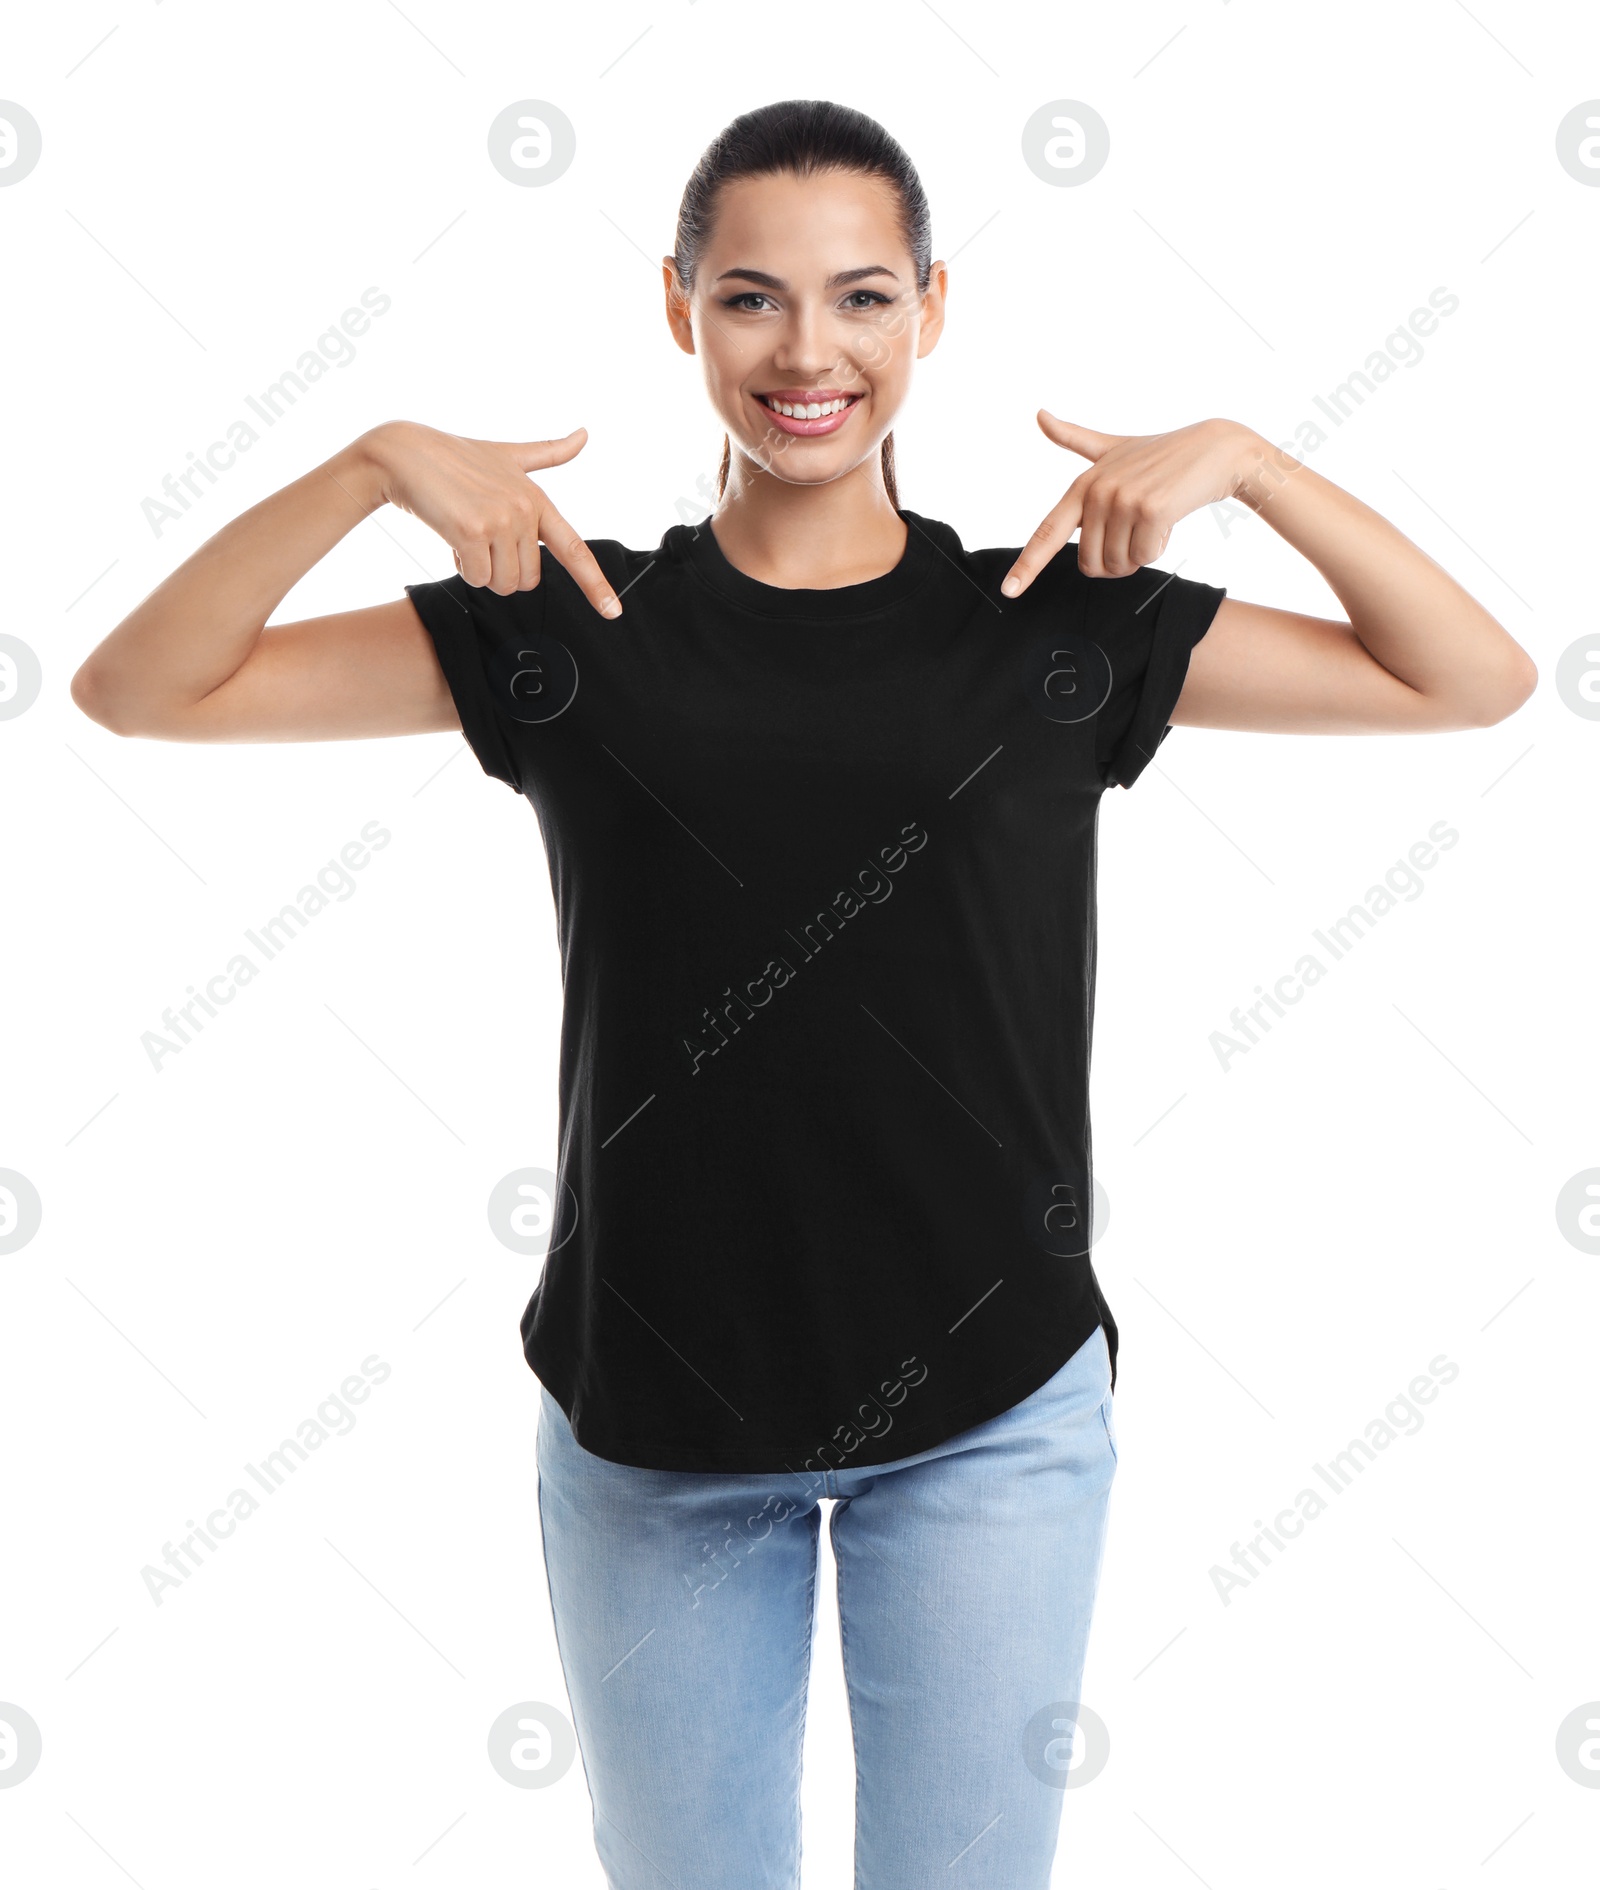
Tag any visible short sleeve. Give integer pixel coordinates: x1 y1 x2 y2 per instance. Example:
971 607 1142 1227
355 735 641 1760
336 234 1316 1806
405 574 540 795
1092 566 1227 790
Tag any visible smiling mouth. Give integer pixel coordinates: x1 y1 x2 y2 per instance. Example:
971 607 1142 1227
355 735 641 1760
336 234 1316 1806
755 390 863 436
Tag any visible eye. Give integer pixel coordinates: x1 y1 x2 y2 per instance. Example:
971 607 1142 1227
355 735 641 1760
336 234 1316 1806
843 290 891 310
721 292 775 312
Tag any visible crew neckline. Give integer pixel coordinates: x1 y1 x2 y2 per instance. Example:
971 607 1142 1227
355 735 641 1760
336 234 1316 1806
667 507 944 620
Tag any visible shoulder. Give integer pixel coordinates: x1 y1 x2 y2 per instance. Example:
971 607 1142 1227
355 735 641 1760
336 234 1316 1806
540 531 672 611
907 511 1096 608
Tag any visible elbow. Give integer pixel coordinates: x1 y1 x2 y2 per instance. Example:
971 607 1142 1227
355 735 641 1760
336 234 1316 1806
1471 651 1538 727
71 660 144 736
70 661 112 729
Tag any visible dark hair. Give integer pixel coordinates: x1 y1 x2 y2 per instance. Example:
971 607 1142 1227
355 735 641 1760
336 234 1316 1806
672 100 932 510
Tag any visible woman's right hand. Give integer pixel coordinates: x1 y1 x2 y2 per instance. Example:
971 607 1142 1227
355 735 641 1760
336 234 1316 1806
362 420 622 616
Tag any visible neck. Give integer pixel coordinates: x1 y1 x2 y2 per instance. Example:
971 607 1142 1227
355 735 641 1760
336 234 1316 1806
710 455 906 589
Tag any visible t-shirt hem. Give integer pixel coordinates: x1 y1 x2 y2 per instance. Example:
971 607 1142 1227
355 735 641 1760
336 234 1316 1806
528 1308 1108 1475
1103 572 1228 790
403 576 527 795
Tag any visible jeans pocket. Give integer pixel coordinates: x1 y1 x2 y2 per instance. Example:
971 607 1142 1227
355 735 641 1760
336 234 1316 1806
1098 1390 1119 1467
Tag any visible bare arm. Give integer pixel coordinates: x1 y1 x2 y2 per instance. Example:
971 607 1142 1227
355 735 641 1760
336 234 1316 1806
1174 444 1535 732
1003 416 1538 734
70 422 622 742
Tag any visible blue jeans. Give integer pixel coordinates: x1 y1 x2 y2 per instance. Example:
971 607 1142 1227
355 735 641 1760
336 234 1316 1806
534 1322 1118 1889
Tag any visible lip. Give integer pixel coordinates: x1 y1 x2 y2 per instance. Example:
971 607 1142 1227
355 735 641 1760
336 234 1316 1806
752 390 864 438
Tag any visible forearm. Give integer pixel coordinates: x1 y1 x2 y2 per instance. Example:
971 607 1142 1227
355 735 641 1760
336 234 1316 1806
1231 433 1536 719
73 434 388 727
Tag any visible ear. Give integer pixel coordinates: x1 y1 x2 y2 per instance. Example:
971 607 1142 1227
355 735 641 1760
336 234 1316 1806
915 260 949 359
663 259 696 357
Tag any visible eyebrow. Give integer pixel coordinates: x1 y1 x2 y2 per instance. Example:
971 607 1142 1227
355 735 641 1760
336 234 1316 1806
712 265 902 290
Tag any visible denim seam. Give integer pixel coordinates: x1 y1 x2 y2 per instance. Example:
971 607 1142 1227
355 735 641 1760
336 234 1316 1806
833 1513 869 1890
534 1420 608 1860
791 1520 820 1890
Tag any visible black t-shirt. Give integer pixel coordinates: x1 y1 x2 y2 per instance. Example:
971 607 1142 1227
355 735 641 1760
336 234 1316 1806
406 510 1224 1474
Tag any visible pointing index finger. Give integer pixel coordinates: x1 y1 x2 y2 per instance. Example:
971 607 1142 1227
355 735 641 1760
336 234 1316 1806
537 500 622 618
1001 488 1085 598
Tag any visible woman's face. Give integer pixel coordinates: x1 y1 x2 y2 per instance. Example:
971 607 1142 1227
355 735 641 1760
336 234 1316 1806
664 168 947 491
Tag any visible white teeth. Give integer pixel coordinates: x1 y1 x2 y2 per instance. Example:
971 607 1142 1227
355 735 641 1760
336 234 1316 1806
765 396 852 419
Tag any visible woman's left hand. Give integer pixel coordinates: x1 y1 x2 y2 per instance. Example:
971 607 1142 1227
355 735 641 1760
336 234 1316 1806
1002 413 1266 594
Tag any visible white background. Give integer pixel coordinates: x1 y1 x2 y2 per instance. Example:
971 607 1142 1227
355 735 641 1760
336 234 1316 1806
3 2 1597 1885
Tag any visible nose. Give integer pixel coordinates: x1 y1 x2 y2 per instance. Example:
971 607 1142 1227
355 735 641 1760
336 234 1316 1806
770 299 849 387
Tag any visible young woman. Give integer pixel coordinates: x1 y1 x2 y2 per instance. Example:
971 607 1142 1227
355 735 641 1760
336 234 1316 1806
74 100 1534 1890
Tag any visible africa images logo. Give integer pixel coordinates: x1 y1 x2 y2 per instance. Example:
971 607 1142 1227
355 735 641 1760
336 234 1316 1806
680 819 929 1074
